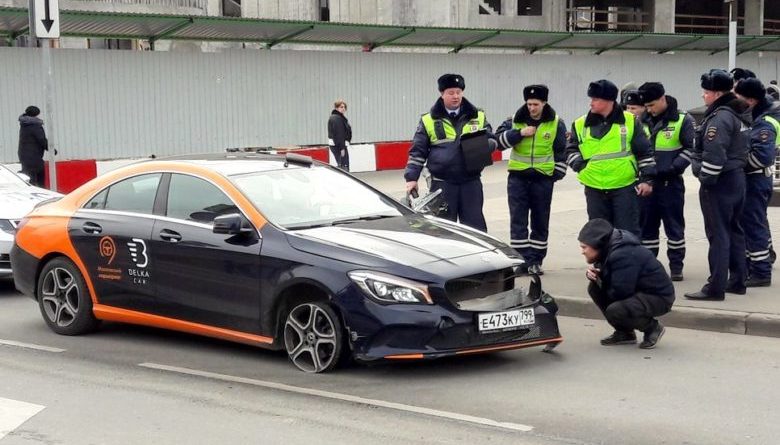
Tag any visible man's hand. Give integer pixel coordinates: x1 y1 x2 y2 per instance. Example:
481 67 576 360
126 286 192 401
635 182 653 197
405 181 418 194
520 126 537 137
586 265 601 282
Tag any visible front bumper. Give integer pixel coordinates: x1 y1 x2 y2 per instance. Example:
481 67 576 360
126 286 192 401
335 284 562 362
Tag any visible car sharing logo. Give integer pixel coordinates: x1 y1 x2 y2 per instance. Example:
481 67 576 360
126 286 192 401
99 236 116 265
127 238 148 268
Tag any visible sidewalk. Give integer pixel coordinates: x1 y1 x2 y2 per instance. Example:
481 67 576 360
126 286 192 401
355 162 780 339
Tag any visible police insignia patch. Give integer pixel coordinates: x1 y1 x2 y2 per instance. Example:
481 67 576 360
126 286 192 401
665 130 673 139
760 129 770 142
706 126 717 141
543 132 551 140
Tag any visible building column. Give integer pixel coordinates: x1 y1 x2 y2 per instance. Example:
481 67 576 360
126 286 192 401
744 0 764 35
653 0 674 33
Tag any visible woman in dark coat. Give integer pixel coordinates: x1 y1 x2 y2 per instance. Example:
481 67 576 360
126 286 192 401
18 105 49 187
327 99 352 171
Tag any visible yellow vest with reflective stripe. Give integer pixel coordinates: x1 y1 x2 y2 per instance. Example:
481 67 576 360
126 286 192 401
764 115 780 149
507 116 559 175
421 111 486 145
574 111 637 190
648 113 685 151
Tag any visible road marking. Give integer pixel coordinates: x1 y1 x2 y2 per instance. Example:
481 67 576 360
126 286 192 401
0 339 65 353
0 397 45 440
139 362 533 432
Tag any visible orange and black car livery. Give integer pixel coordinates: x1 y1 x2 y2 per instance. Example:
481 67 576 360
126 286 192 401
12 153 562 373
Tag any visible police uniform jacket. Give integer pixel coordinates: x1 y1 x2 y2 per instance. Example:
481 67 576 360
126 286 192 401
745 96 780 175
596 229 675 305
495 103 568 180
565 104 656 184
692 93 750 186
639 95 695 180
404 97 496 184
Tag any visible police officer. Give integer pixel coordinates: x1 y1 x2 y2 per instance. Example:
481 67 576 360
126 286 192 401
685 70 750 301
637 82 696 282
623 90 645 118
566 80 656 236
404 74 497 231
495 84 567 275
734 77 779 287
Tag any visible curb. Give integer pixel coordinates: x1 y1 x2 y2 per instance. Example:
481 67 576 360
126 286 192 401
555 295 780 339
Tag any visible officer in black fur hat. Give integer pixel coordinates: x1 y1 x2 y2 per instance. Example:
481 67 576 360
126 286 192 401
623 90 645 118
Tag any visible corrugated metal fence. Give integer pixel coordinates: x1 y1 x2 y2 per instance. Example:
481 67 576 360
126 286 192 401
1 46 778 162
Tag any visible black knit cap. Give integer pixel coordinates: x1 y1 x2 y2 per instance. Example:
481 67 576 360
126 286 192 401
587 80 618 101
438 73 465 92
523 84 549 102
623 90 644 106
700 69 733 92
578 218 614 251
24 106 41 117
730 67 757 82
638 82 665 103
734 77 766 101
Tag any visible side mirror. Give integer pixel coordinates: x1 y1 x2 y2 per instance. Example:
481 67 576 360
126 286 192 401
17 172 31 184
213 213 254 235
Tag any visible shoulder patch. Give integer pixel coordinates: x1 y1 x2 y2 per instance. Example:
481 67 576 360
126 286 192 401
760 129 771 142
706 126 718 142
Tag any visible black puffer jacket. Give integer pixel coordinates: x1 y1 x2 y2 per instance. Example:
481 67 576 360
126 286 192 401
327 110 352 152
596 229 675 305
18 115 48 171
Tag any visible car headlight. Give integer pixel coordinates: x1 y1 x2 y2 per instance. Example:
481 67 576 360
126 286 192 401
348 271 432 304
0 220 15 234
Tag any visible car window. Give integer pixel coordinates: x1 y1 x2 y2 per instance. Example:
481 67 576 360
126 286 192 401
84 189 108 209
166 174 239 224
102 174 161 214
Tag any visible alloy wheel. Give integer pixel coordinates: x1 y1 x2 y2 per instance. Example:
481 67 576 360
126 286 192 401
284 303 340 373
40 267 80 328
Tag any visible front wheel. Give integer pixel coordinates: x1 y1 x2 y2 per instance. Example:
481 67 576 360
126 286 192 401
283 301 344 373
37 257 99 335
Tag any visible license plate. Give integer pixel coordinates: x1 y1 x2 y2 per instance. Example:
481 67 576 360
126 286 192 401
477 308 535 332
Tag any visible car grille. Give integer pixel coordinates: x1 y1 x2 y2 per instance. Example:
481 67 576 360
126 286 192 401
0 253 10 269
428 324 544 350
444 267 516 306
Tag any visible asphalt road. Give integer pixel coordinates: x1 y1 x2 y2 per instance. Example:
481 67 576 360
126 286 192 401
2 279 779 445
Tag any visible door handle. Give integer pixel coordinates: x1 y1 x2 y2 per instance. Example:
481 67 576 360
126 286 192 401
159 229 182 243
82 222 103 234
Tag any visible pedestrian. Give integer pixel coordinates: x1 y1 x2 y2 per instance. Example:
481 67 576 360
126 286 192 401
685 69 750 301
637 82 696 282
622 89 645 117
565 79 656 236
17 105 49 187
495 84 567 275
578 218 674 349
404 74 497 231
733 77 779 287
327 99 352 171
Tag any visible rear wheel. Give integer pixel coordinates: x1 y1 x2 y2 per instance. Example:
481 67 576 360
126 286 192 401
37 257 99 335
283 301 343 373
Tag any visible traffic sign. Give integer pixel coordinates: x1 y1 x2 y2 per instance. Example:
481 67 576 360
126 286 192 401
30 0 60 39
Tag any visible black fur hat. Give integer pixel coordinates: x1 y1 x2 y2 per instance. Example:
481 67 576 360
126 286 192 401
523 84 549 102
734 77 766 101
638 82 665 103
587 80 618 101
730 67 757 82
623 90 644 106
438 74 465 92
700 69 733 92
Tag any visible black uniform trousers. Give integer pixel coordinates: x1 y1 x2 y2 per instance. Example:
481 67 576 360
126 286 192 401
584 184 640 236
588 282 672 333
431 178 487 231
742 173 773 280
329 145 350 171
700 169 747 294
21 165 45 187
507 173 553 266
639 176 686 274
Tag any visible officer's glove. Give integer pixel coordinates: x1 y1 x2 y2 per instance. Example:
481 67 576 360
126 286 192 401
552 170 566 182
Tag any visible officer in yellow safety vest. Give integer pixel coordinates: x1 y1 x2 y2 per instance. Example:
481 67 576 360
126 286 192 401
495 84 567 275
404 74 497 231
565 79 657 236
637 82 696 282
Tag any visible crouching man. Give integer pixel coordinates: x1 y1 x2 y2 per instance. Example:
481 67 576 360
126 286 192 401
578 218 675 349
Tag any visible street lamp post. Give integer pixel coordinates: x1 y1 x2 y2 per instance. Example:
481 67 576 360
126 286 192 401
725 0 737 71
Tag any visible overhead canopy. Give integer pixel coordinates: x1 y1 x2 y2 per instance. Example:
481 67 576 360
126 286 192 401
2 6 780 54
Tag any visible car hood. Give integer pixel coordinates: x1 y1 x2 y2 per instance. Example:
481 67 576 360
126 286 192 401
285 215 518 268
0 184 62 219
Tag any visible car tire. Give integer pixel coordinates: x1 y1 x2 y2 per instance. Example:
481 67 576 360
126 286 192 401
283 301 344 373
37 257 99 335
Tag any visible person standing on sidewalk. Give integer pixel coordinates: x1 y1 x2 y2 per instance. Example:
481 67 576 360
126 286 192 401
404 74 497 231
578 218 674 349
685 69 750 301
327 99 352 171
637 82 695 282
566 79 656 236
17 105 49 187
495 84 567 275
734 78 779 288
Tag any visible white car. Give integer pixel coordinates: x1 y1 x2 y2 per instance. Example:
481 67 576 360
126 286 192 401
0 165 62 278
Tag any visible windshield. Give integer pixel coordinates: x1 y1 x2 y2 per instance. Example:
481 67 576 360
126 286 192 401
231 165 407 229
0 165 28 187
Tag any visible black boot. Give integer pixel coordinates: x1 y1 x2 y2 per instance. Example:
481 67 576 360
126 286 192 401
639 321 665 349
600 331 637 346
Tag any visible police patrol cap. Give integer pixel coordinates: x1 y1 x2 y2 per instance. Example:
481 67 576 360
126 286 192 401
523 84 549 102
587 80 619 101
578 218 614 251
730 67 757 82
700 69 733 92
638 82 665 103
623 90 644 106
438 74 465 92
734 77 766 101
